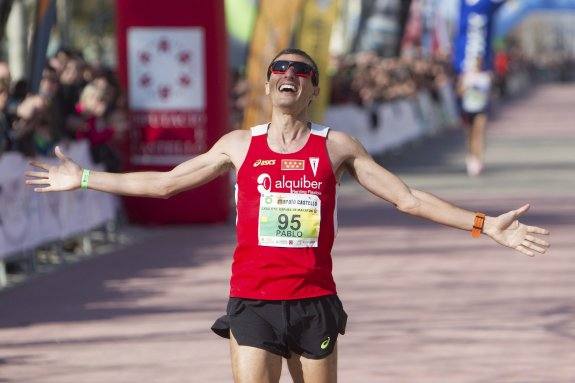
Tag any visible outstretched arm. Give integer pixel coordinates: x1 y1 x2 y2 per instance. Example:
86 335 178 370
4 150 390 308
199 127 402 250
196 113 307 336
26 131 242 198
331 132 550 256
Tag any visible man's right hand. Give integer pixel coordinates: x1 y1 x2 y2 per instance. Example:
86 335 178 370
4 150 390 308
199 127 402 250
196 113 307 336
26 146 82 192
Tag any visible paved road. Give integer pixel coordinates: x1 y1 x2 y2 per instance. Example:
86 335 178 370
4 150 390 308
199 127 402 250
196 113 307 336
1 84 574 383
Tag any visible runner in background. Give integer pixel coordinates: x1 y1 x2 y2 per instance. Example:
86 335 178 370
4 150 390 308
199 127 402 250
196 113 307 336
458 57 492 177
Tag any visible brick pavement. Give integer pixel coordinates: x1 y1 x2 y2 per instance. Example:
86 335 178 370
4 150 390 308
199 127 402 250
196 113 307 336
1 84 574 382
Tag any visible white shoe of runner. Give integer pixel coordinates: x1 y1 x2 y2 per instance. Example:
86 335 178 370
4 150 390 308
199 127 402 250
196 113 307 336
466 156 484 177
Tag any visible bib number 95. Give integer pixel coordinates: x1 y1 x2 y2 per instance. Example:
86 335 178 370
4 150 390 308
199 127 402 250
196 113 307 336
278 214 301 231
258 192 320 247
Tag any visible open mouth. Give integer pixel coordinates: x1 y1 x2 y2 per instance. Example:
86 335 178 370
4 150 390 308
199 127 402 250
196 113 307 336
279 83 297 93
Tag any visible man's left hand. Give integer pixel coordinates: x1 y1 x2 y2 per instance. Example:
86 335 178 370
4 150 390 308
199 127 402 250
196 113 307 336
484 204 550 256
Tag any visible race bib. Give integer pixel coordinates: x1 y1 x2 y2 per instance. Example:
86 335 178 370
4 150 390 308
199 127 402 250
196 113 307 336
462 86 489 112
258 192 321 248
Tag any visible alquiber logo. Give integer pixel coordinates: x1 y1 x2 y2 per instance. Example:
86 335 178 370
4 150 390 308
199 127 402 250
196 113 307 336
257 173 322 194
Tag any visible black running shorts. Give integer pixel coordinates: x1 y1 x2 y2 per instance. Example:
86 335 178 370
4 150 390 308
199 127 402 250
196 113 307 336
211 295 347 359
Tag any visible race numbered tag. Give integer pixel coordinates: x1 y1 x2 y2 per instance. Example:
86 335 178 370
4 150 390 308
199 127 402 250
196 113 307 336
258 192 321 248
463 87 488 112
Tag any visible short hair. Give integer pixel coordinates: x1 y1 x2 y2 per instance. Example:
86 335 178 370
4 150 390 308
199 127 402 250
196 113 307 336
267 48 319 86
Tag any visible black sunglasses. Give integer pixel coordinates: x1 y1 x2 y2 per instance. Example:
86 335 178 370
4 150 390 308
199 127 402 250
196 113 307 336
267 60 318 86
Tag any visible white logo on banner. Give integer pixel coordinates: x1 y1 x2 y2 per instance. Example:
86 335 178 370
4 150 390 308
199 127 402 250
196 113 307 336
309 157 319 177
463 13 487 73
128 27 205 110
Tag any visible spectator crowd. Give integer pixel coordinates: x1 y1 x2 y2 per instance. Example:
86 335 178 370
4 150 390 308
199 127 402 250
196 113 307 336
227 52 456 131
0 48 127 172
4 44 568 161
329 52 455 107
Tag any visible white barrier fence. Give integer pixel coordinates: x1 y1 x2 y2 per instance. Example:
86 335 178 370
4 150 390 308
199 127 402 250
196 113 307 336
0 140 118 261
324 83 460 154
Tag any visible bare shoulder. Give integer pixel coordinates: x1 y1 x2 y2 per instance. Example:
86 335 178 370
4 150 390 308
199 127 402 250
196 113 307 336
327 129 358 145
326 129 367 159
212 129 252 170
216 129 251 147
325 129 370 178
213 129 250 153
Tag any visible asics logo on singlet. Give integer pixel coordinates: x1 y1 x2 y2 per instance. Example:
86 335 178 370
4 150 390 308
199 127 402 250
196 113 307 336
257 173 322 194
253 159 276 167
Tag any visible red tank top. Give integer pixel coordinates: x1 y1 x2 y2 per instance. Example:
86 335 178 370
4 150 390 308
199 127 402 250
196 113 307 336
230 123 338 300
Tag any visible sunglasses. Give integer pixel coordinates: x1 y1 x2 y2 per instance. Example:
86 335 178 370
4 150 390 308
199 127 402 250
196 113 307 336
267 60 318 86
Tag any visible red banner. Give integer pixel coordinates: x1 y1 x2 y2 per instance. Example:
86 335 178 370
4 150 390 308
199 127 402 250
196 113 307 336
116 0 229 223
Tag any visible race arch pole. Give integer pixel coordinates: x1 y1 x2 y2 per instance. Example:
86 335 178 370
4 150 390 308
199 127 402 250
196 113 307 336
116 0 229 224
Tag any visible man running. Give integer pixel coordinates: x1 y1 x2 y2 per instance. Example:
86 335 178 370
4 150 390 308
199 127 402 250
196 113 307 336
26 48 550 383
458 56 492 176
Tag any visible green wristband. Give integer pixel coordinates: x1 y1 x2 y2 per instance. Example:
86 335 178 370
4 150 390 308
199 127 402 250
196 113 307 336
81 169 90 189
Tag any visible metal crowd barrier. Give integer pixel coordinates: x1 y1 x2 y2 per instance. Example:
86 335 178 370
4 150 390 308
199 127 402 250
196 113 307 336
0 140 119 289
